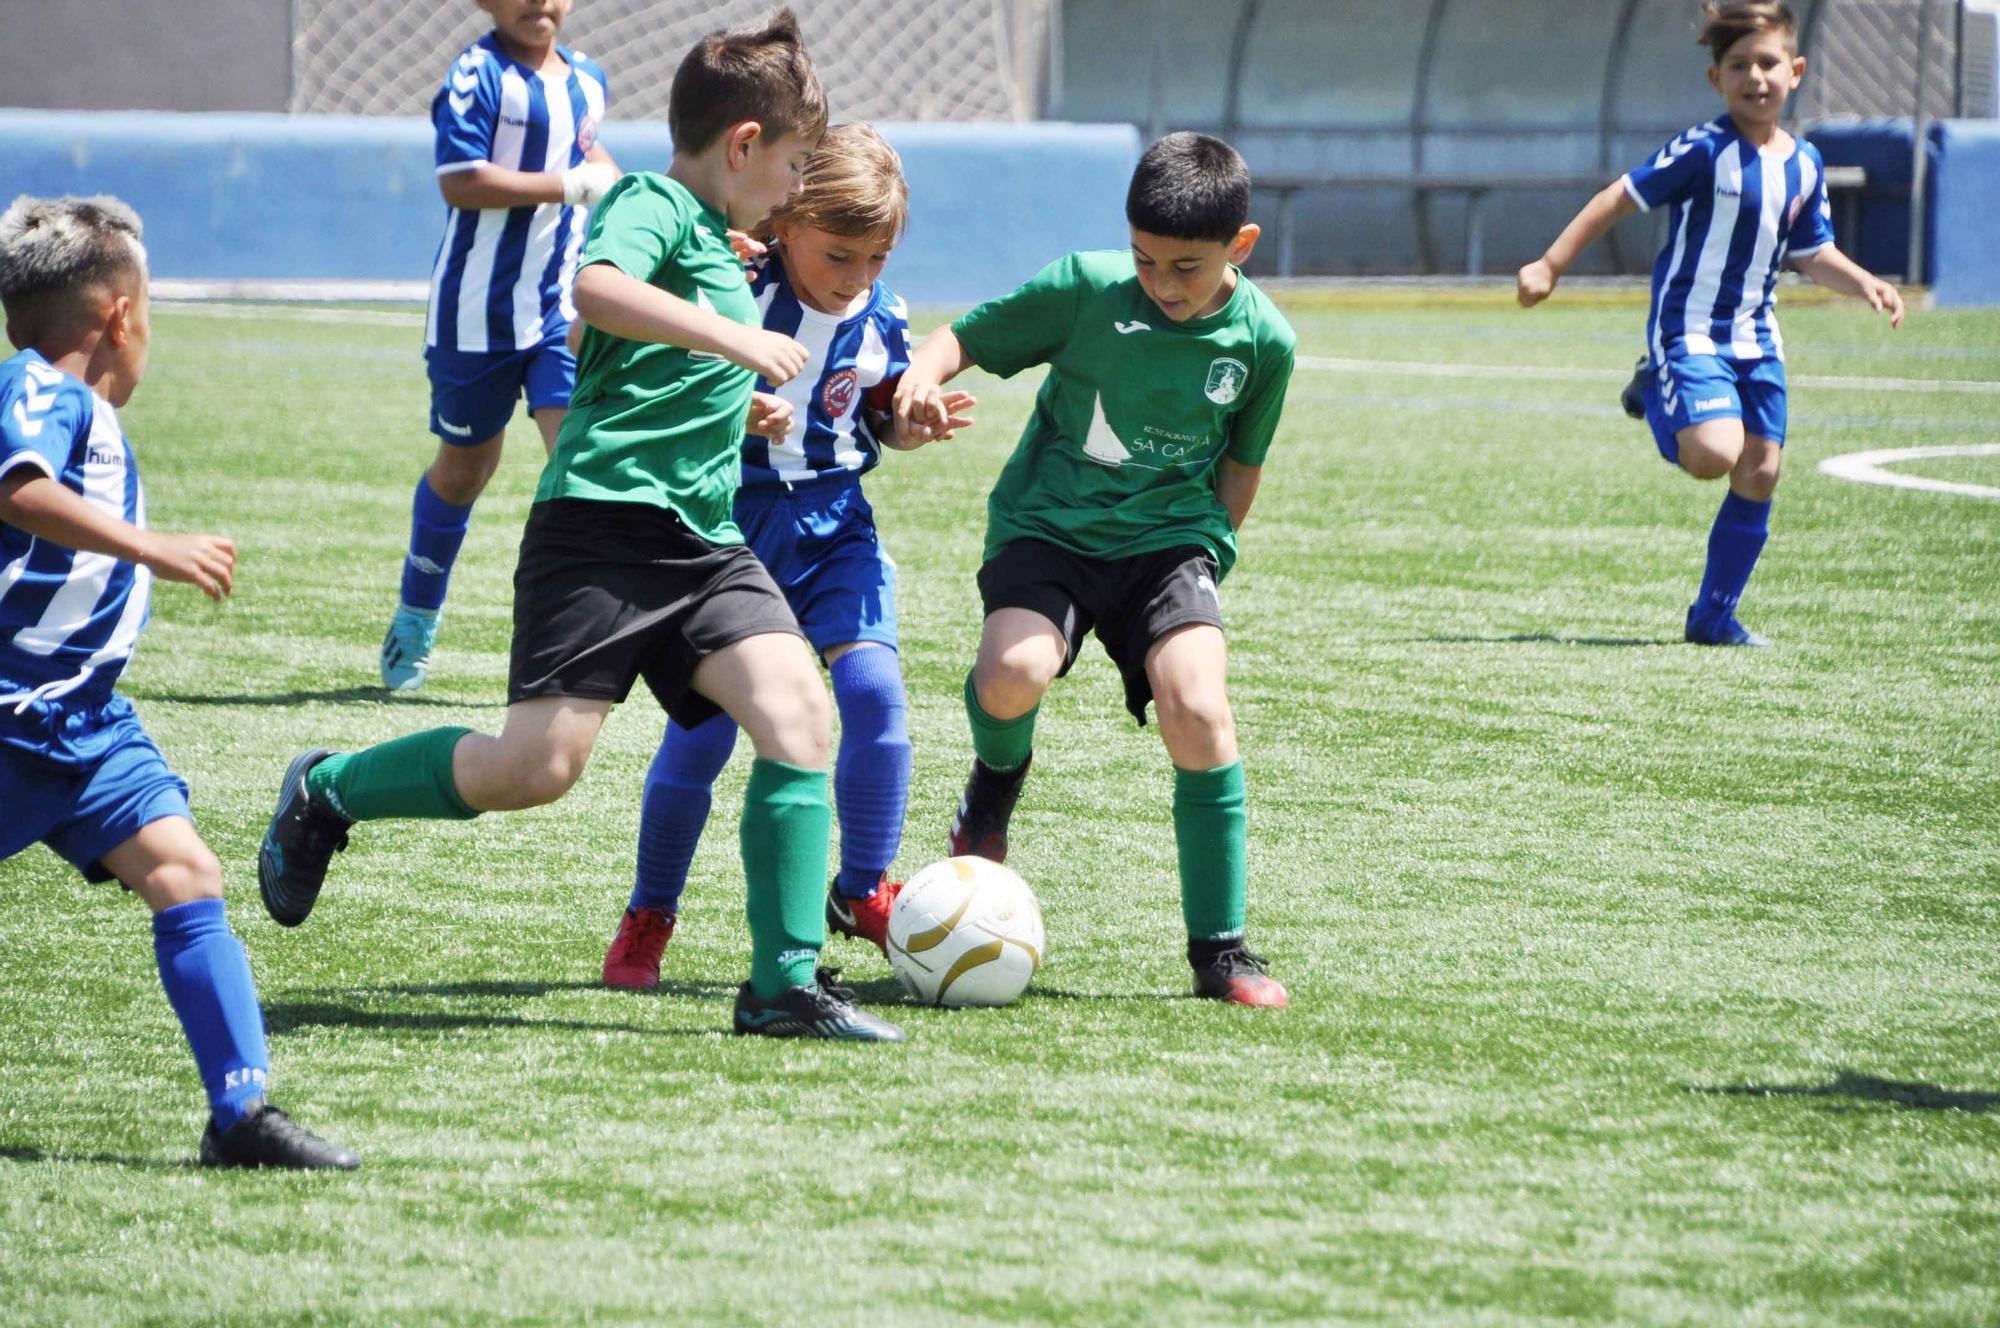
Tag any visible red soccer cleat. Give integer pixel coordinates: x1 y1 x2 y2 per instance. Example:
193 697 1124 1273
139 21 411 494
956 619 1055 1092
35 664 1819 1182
1190 944 1289 1008
825 874 903 954
603 906 675 991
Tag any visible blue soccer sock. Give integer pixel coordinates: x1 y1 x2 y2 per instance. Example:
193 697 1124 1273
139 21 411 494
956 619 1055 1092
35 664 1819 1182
152 898 270 1132
398 474 474 613
831 646 912 899
1693 491 1772 626
629 714 738 914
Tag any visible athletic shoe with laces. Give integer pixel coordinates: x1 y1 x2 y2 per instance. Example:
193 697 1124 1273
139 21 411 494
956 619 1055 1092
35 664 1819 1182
732 967 907 1041
379 602 440 692
825 874 902 953
1620 355 1649 421
603 906 676 990
258 748 353 927
948 755 1032 863
1190 942 1289 1008
1684 606 1772 647
198 1100 360 1171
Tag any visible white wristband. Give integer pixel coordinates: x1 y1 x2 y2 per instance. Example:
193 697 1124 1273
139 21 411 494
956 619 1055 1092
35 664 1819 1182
561 162 618 207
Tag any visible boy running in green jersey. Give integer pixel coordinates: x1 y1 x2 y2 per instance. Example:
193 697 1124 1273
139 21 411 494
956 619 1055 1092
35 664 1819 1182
895 132 1297 1007
259 9 905 1041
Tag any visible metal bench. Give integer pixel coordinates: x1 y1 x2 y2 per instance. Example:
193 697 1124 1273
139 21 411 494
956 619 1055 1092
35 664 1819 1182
1254 165 1869 277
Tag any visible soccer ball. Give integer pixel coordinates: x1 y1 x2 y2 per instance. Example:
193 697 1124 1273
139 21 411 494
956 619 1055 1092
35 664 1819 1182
885 857 1045 1007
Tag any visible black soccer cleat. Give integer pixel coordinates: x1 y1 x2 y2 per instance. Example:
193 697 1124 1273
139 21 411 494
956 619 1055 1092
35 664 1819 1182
732 968 907 1041
948 755 1032 863
1620 354 1649 421
1189 941 1289 1008
199 1101 360 1171
258 748 352 927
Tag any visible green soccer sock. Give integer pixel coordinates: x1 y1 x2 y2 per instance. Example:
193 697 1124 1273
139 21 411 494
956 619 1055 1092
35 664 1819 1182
306 727 478 823
1175 760 1247 942
741 758 832 999
964 671 1036 773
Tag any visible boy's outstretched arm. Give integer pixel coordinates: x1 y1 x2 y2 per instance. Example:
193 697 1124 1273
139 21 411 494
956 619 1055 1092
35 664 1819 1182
1793 247 1905 328
1216 458 1262 532
893 326 978 443
572 262 810 384
1517 180 1637 307
440 158 620 211
0 472 235 600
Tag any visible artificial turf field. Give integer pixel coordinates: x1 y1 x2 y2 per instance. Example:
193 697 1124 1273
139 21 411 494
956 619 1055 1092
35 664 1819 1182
2 284 1996 1326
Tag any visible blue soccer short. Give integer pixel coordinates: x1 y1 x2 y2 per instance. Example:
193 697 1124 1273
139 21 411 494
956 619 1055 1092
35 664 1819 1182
735 472 898 658
425 331 576 445
0 694 191 884
1642 352 1789 464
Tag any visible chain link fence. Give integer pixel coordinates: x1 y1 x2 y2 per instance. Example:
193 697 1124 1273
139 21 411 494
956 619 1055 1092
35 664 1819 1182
290 0 1053 122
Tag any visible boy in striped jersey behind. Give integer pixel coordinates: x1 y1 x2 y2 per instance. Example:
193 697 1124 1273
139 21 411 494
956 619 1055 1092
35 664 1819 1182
1517 1 1903 646
602 123 977 987
0 196 356 1169
382 0 620 691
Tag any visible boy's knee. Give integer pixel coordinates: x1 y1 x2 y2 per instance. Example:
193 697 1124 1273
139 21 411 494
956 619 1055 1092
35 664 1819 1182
976 653 1056 718
138 844 225 906
1154 686 1234 747
748 678 831 765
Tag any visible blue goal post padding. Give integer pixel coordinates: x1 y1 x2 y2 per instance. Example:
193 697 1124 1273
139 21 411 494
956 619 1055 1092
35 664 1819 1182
1928 119 2000 308
0 110 1141 308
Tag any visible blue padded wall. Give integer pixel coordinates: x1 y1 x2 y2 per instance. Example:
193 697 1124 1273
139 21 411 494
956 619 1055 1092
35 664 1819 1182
0 110 1142 308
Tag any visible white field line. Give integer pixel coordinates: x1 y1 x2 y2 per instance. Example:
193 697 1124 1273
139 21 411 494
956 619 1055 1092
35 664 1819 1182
1298 354 2000 396
151 305 2000 399
1816 443 2000 500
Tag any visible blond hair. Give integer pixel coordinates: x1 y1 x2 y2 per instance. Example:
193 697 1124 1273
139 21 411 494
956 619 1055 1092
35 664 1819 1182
0 194 147 348
757 122 908 244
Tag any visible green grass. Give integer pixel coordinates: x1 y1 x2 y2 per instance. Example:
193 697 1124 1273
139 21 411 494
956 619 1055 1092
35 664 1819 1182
2 286 1997 1326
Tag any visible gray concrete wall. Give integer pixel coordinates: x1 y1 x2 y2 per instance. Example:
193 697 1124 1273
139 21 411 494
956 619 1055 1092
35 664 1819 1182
0 0 288 112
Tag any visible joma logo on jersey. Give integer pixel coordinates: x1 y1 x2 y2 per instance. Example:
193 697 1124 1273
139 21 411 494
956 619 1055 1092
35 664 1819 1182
1204 358 1248 405
821 368 858 418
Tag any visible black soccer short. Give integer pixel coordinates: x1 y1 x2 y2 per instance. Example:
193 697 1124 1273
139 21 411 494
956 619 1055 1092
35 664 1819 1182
976 538 1224 724
509 497 803 728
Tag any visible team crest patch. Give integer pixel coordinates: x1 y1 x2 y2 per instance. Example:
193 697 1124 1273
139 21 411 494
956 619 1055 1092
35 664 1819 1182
1786 194 1804 229
1204 357 1248 405
577 114 599 152
822 368 859 417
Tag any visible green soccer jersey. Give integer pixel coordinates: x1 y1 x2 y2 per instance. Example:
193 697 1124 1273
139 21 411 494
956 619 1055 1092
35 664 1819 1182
537 172 761 544
952 249 1296 578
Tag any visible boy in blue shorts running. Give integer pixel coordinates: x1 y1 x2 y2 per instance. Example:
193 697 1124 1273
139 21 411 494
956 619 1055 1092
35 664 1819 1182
381 0 620 691
1517 0 1902 646
602 123 976 987
0 196 356 1169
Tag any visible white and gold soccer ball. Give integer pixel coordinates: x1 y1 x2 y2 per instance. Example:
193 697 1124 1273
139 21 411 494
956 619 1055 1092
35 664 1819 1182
886 857 1045 1007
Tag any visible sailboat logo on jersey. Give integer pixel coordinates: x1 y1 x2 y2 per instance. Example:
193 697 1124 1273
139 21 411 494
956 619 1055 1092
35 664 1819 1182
1204 358 1248 405
1081 392 1131 467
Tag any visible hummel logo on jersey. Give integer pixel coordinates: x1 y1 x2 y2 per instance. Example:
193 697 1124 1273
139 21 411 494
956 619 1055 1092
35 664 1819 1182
1715 185 1741 198
1114 320 1151 334
1694 396 1733 412
437 417 474 438
85 444 123 468
502 115 528 127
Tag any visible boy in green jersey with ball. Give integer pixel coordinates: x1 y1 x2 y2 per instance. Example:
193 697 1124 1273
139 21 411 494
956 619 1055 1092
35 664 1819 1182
896 132 1297 1007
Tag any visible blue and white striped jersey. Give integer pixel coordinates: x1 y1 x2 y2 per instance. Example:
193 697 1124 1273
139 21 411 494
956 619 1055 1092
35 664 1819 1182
1624 117 1836 363
0 351 150 711
426 33 610 354
740 256 912 488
